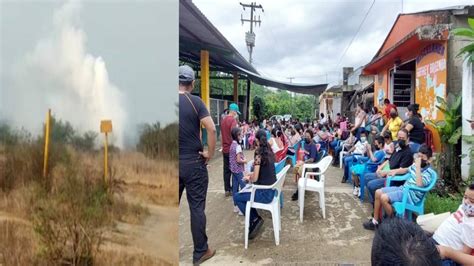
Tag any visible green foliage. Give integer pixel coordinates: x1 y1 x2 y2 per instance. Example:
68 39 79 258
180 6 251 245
425 192 463 214
136 122 178 160
49 116 98 152
250 84 315 121
426 94 463 192
451 17 474 62
71 131 98 152
252 95 265 123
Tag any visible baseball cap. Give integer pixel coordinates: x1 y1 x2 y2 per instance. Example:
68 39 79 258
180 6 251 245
179 65 195 82
229 103 241 114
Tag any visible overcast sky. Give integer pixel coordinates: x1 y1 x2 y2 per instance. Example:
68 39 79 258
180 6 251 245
1 0 177 147
193 0 473 86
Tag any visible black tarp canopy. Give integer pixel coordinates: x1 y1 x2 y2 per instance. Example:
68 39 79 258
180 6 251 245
179 0 328 95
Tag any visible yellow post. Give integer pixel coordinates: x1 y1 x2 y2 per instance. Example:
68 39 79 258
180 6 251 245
200 50 210 109
233 71 238 102
104 132 108 184
100 120 112 186
42 109 51 178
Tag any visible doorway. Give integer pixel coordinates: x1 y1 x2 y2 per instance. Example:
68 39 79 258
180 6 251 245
389 60 416 120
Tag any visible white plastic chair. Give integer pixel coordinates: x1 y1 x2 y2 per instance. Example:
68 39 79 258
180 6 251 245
244 164 291 249
298 156 333 222
339 140 351 168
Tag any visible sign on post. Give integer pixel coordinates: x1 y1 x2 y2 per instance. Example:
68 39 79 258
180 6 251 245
100 120 112 186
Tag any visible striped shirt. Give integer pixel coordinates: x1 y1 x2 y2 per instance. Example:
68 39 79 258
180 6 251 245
402 165 435 204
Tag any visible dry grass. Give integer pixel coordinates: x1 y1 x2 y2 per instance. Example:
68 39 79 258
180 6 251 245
0 221 38 265
0 143 177 265
112 151 178 206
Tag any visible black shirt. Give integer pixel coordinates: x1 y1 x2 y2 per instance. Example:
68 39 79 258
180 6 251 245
179 92 210 160
407 116 425 144
254 149 277 186
389 146 413 170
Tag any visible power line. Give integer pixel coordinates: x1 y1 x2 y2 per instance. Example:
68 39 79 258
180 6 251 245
336 0 376 68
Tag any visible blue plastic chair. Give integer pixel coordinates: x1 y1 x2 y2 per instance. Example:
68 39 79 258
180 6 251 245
287 142 299 166
386 170 438 221
357 155 386 202
274 156 288 208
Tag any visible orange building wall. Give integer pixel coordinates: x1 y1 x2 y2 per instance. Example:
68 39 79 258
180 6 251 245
379 14 438 55
372 41 447 152
415 42 447 152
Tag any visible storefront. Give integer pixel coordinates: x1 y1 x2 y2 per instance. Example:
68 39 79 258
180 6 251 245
362 9 458 152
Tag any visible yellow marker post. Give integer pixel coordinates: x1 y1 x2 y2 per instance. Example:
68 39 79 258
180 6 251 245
100 120 112 186
43 109 51 178
200 50 210 144
200 50 210 109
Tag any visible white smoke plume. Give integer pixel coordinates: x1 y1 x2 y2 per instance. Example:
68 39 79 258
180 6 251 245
4 0 127 147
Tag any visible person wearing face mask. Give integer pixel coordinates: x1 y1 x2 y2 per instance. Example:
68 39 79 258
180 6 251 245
364 129 414 207
291 129 320 201
404 104 425 153
350 135 386 197
432 182 474 265
381 107 403 141
363 144 435 230
341 130 369 183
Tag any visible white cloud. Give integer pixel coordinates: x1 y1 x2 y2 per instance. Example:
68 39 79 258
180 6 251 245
193 0 473 86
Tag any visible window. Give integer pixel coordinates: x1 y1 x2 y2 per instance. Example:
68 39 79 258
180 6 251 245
391 71 413 107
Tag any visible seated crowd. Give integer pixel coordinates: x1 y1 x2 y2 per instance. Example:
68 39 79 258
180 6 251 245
229 99 472 265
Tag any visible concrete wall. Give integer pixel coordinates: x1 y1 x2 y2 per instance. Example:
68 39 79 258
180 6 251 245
461 60 473 181
447 13 471 95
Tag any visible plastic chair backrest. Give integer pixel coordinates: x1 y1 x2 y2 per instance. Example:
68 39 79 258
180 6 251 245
274 165 290 197
302 156 333 183
274 157 287 174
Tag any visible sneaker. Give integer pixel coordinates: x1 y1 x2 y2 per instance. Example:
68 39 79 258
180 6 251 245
233 206 240 213
291 191 298 201
225 191 231 197
352 187 358 196
357 187 361 197
238 210 244 216
193 248 216 265
341 176 347 183
249 217 264 240
363 219 377 231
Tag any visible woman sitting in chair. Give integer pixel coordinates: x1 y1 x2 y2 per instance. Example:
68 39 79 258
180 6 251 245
350 135 386 197
234 129 277 240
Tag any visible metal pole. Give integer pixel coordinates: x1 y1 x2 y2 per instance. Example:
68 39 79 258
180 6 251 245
246 78 251 122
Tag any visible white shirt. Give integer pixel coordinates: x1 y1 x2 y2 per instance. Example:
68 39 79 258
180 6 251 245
320 117 327 125
433 205 474 250
353 141 367 155
270 137 282 154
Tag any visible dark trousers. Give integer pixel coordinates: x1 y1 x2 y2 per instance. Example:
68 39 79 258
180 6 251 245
223 153 232 192
179 158 209 263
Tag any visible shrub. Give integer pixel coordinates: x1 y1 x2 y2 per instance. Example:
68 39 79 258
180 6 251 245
424 192 463 215
136 122 178 160
32 163 112 265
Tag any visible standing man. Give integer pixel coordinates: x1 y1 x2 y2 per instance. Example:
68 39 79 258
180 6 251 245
221 103 240 197
178 65 216 265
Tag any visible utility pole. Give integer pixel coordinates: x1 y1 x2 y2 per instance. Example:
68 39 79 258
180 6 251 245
240 2 263 64
287 77 295 83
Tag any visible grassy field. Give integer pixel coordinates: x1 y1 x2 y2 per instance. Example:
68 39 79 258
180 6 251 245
0 143 178 265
